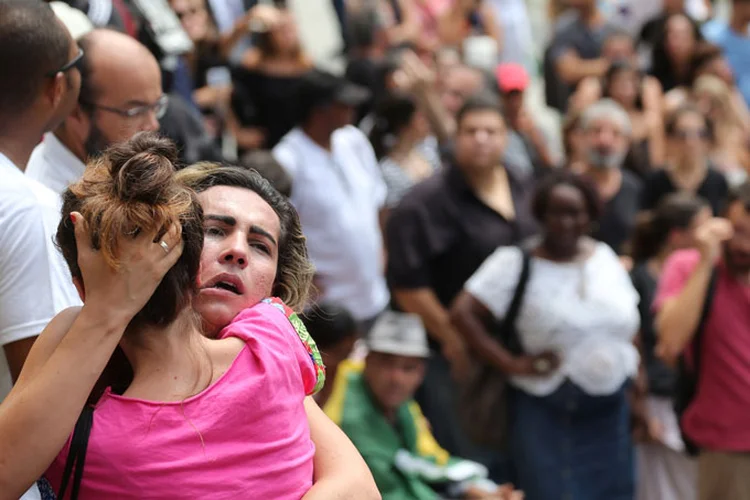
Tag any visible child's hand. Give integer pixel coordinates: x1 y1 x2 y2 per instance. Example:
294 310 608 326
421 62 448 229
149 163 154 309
73 212 183 322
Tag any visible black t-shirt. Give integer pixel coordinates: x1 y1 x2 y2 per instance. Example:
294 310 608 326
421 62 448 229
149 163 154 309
385 165 538 346
622 139 652 180
231 68 309 150
544 14 616 112
592 169 643 254
640 167 730 215
631 262 677 396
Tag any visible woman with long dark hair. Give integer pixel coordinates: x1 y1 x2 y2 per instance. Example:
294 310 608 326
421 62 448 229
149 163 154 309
229 5 313 151
368 92 439 211
629 193 710 500
650 13 703 93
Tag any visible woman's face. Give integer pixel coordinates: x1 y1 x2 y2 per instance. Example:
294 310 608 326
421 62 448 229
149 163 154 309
269 11 300 55
670 111 710 161
408 109 431 141
543 184 590 255
194 186 281 336
665 15 696 62
171 0 211 42
607 69 639 108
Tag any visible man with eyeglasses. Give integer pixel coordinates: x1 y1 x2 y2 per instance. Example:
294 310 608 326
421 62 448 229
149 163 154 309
0 1 85 498
26 28 166 195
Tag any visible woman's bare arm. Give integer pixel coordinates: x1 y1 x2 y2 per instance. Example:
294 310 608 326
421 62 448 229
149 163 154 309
303 397 380 500
0 307 133 499
0 215 183 499
478 2 502 51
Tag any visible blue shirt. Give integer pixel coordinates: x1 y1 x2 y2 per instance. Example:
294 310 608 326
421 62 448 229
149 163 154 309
703 20 750 106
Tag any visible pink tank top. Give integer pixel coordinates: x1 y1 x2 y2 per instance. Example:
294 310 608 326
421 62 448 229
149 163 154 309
45 298 325 499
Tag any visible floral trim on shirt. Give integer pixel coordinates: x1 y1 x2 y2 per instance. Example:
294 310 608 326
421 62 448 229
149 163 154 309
262 298 326 395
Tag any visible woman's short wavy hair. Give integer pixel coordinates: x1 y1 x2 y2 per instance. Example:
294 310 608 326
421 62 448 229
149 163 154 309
175 162 314 312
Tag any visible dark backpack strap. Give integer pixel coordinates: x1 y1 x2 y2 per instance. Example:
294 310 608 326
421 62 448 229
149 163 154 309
499 250 532 355
58 406 94 500
675 266 719 456
690 267 720 377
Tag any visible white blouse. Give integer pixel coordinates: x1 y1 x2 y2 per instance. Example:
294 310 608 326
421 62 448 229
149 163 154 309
465 243 640 397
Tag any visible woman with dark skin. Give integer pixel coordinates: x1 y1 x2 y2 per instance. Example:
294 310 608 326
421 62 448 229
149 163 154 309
451 172 640 500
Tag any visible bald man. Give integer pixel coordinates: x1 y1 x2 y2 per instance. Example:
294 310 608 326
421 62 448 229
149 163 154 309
26 28 165 195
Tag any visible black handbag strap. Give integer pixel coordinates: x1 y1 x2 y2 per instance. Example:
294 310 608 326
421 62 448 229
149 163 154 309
498 249 532 355
58 406 94 500
690 267 720 376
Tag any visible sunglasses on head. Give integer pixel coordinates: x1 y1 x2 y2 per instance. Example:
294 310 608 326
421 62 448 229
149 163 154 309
47 47 84 77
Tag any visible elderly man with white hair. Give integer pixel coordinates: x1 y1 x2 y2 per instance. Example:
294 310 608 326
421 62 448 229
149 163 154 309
578 98 643 255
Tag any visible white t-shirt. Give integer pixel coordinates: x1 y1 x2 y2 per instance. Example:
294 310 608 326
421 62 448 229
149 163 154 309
26 132 86 195
0 153 81 400
466 243 640 396
273 126 390 321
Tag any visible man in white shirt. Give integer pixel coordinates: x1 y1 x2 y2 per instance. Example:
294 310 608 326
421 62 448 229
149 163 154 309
26 28 165 195
0 1 85 497
273 70 389 331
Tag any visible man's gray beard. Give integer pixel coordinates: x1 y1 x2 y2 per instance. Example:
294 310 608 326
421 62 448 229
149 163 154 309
587 149 626 170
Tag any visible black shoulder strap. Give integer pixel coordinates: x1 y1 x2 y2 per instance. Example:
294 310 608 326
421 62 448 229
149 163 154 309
499 250 532 355
58 406 94 500
691 267 720 375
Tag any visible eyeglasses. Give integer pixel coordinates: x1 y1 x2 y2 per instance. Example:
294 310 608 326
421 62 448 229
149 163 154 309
47 48 84 77
674 129 709 140
175 5 206 20
81 95 170 120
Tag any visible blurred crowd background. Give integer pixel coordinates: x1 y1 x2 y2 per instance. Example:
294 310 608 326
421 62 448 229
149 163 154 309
3 0 750 499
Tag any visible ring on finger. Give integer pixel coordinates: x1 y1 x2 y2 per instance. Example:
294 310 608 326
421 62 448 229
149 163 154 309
159 240 170 254
533 358 552 374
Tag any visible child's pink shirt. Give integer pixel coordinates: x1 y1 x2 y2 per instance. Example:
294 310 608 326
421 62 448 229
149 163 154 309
46 298 324 499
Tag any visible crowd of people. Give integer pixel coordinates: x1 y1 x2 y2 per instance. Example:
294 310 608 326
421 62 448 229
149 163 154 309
0 0 749 499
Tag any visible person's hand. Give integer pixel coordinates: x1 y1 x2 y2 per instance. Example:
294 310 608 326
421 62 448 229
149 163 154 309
465 483 525 499
399 50 437 94
457 0 477 13
570 77 602 112
695 217 734 263
72 211 183 323
641 77 664 113
496 483 525 500
508 352 560 377
631 411 664 443
619 255 634 272
630 395 664 443
442 335 471 381
245 4 282 32
513 108 534 135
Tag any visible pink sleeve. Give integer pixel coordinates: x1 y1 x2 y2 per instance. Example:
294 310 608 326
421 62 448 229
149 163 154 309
224 299 325 396
653 249 701 312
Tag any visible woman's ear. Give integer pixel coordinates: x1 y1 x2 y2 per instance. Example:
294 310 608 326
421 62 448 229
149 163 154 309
72 276 85 302
66 104 92 144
